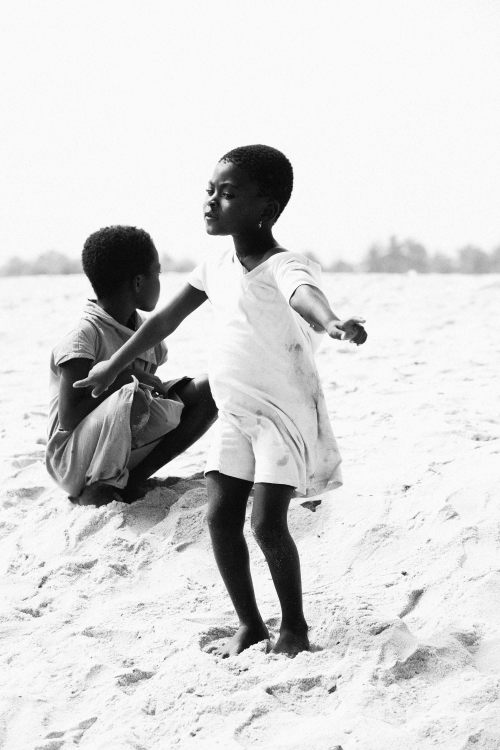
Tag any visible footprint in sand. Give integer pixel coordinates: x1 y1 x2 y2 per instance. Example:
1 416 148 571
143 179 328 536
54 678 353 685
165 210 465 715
264 674 325 701
11 450 45 470
35 716 97 750
4 486 45 503
313 598 393 652
199 625 237 652
234 696 344 749
116 668 155 687
16 601 51 618
68 509 114 546
374 621 473 685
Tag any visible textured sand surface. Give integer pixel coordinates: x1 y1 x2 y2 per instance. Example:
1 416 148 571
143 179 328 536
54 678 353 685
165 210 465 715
1 273 499 749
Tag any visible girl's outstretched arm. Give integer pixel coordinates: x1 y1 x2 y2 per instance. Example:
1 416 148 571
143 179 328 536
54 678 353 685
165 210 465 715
74 283 207 397
290 284 367 345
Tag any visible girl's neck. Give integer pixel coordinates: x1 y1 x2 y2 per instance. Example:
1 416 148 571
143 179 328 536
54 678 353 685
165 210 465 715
233 229 280 271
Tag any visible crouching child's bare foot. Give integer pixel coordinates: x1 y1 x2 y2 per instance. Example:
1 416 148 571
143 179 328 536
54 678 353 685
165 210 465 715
119 480 149 503
209 621 270 658
120 477 173 503
272 625 310 657
71 482 122 507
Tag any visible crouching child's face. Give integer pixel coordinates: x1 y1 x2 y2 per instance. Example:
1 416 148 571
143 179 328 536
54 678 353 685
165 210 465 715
135 247 162 312
82 226 162 312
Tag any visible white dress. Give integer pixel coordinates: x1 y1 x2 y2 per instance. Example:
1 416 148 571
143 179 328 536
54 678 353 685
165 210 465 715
188 248 342 496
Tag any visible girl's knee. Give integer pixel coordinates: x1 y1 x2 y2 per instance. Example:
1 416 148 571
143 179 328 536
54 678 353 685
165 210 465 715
251 515 287 549
206 503 223 531
206 505 244 538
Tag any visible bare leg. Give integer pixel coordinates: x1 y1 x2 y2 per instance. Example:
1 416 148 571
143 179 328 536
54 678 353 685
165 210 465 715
123 374 217 499
206 471 269 656
251 483 309 657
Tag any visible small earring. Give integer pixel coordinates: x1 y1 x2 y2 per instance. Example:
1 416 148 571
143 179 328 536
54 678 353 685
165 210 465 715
258 220 263 229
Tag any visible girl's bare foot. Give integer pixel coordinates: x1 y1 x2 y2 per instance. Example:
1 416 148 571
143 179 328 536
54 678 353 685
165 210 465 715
272 627 310 657
211 622 270 658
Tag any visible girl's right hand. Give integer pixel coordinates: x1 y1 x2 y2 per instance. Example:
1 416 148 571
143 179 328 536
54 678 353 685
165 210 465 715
326 317 367 346
73 360 119 398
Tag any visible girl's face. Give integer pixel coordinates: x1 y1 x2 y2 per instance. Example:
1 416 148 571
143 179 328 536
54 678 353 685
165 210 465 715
203 161 267 236
136 246 161 312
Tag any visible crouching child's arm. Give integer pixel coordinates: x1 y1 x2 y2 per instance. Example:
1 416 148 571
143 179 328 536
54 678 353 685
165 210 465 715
74 284 207 398
289 284 367 345
59 359 136 432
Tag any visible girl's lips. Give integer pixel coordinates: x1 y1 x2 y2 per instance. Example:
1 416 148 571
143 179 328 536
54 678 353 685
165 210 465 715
204 214 218 220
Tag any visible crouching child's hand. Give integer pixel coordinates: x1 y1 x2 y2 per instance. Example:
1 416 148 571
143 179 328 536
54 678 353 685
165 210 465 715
132 369 170 397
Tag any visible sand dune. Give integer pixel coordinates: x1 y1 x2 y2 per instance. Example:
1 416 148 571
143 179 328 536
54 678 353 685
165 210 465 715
1 273 499 749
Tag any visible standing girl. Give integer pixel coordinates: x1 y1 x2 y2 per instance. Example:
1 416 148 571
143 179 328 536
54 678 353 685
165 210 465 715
76 145 367 656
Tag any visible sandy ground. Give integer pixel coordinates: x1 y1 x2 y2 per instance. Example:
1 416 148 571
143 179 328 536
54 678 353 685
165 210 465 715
0 272 499 750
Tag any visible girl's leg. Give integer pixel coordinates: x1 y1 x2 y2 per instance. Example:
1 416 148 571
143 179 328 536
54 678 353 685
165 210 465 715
206 471 269 656
251 483 309 656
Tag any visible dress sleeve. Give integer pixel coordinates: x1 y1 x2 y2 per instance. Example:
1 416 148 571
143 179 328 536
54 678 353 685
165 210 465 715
272 253 323 303
52 322 97 367
187 261 207 292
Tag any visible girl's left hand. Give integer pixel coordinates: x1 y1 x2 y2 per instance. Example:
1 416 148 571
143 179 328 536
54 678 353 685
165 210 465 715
326 318 367 345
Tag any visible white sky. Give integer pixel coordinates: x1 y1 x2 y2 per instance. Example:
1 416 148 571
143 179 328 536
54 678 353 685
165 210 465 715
1 0 499 265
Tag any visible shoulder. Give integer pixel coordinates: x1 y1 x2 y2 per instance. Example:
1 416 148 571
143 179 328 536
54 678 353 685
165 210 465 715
52 315 98 367
269 250 322 281
268 250 323 301
188 247 233 290
270 249 320 270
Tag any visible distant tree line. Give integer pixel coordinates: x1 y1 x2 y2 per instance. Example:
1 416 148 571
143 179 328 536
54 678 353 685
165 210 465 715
0 251 82 276
316 236 500 273
1 239 500 276
0 251 196 276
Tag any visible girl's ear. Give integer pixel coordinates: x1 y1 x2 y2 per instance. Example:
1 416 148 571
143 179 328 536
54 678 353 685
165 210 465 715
261 199 281 225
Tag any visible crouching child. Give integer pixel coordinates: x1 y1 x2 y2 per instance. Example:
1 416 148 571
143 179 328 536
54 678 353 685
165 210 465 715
46 225 216 506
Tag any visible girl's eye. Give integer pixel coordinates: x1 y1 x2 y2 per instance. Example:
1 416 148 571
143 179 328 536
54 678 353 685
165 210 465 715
205 188 214 195
222 192 235 199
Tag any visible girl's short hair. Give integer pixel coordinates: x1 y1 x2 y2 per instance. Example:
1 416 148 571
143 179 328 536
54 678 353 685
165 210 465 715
82 226 156 298
219 144 293 218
